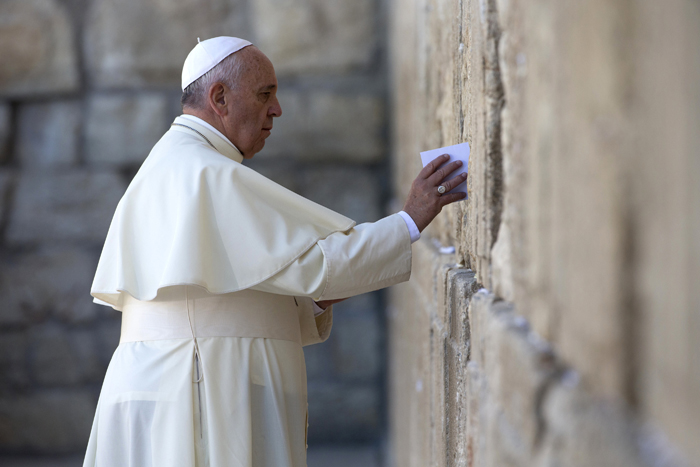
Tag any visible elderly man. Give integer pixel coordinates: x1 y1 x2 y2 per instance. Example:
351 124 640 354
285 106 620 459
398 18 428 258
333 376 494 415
83 37 467 467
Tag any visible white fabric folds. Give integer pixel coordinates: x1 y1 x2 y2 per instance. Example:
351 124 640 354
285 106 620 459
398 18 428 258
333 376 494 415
83 286 328 467
91 116 356 310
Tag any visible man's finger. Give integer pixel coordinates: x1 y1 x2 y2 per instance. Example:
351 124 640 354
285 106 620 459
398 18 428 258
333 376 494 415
440 172 468 192
418 154 450 179
439 191 467 207
427 160 463 185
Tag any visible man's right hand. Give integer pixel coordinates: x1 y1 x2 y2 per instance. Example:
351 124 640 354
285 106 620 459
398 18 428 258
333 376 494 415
402 154 468 232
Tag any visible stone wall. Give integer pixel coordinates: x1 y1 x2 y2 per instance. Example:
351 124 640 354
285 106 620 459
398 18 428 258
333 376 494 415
388 0 699 466
0 0 389 455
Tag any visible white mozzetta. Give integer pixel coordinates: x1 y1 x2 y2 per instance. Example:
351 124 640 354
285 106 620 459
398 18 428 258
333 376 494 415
179 114 241 153
91 116 356 309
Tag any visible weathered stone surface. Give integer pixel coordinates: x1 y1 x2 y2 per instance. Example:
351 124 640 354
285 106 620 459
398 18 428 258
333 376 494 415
390 0 700 464
330 293 381 382
0 390 95 453
537 376 644 467
299 167 381 223
307 382 380 443
85 94 170 166
446 269 478 346
85 0 250 88
261 90 384 162
0 0 78 97
429 320 448 467
388 270 435 467
630 3 700 463
16 101 81 169
252 0 376 76
409 238 455 314
473 292 559 464
7 171 125 244
0 104 10 163
0 248 99 326
0 333 29 389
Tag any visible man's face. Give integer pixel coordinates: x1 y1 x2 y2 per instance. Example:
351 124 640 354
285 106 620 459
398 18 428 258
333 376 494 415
221 48 282 158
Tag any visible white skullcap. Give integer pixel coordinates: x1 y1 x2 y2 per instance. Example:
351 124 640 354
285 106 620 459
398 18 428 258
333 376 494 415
181 36 253 90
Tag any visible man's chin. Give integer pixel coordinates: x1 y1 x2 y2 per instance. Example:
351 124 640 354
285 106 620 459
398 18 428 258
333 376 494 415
244 142 266 159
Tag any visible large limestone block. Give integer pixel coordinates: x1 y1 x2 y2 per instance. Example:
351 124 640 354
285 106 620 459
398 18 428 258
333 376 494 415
252 0 376 76
538 378 648 467
437 268 478 346
387 282 433 467
408 237 456 312
630 2 700 463
85 0 250 88
7 171 125 244
0 390 95 453
445 341 469 467
468 291 561 464
261 90 384 162
429 321 448 467
0 248 100 326
16 101 81 170
0 0 78 97
85 93 170 166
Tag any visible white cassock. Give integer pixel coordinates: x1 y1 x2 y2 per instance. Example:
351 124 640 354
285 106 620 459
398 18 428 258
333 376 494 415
82 115 419 467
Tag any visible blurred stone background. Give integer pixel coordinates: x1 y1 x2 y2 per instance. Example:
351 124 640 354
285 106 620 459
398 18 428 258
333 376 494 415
0 0 389 463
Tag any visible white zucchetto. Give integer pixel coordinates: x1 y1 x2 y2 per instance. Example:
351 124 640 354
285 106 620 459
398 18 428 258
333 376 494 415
181 36 253 90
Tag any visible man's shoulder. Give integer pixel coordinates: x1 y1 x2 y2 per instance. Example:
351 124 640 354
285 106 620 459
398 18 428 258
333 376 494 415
149 130 243 173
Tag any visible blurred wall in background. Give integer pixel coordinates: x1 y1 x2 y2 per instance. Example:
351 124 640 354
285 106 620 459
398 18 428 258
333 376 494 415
0 0 390 455
388 0 699 466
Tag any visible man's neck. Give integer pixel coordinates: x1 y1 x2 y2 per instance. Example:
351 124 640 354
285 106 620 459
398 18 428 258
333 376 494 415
183 108 227 139
180 111 243 155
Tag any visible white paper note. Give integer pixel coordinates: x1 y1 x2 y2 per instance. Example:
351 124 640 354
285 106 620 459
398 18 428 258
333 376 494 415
420 142 470 196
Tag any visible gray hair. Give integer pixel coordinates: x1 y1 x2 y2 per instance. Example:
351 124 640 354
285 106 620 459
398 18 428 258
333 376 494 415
181 51 247 110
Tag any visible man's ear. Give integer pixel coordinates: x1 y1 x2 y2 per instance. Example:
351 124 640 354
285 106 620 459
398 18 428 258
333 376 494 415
208 83 228 116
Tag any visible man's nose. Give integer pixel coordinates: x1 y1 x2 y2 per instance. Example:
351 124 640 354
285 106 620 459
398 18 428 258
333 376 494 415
269 97 282 117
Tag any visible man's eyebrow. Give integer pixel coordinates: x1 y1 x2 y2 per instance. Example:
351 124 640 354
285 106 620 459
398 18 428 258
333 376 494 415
259 84 277 91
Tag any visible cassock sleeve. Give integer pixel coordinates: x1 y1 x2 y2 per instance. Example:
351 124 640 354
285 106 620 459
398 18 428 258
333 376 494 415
250 213 413 345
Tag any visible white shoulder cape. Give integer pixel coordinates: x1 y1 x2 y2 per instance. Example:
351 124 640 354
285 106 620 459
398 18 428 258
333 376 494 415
91 116 355 310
